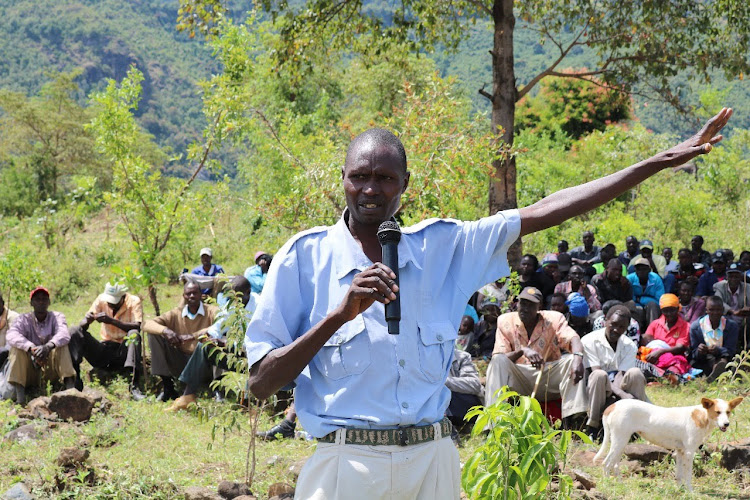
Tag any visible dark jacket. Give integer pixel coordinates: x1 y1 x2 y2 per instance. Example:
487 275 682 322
689 316 739 362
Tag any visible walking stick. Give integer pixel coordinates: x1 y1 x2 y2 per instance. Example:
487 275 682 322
530 334 555 400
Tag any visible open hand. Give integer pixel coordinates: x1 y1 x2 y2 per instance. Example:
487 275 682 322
523 347 544 368
659 108 732 168
333 263 398 322
570 356 584 384
646 349 664 364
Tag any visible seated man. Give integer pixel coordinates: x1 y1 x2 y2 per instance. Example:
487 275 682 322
244 251 272 294
663 247 678 274
592 244 626 277
6 287 76 404
69 282 142 395
548 292 567 314
0 292 19 369
627 240 667 278
592 300 641 345
143 281 219 401
713 263 750 322
554 265 601 312
445 347 484 434
192 248 226 295
455 315 475 351
485 287 586 422
518 254 555 302
618 236 640 267
641 294 690 375
582 305 649 442
466 296 502 360
540 254 561 286
565 292 592 337
669 248 705 294
695 251 727 297
691 235 712 268
690 295 739 382
569 230 601 279
678 281 706 325
626 256 664 328
168 276 257 411
592 258 634 304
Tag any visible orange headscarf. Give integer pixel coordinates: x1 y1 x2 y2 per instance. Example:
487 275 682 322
659 293 681 310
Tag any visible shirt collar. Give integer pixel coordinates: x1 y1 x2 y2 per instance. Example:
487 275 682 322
331 209 421 280
182 302 205 319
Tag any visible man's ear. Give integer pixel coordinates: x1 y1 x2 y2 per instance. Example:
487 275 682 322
341 166 346 181
729 397 744 410
402 170 410 194
701 397 715 409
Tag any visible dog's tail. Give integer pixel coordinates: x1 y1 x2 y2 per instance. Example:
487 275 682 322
593 405 612 464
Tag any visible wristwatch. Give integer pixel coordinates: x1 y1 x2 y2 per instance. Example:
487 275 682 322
573 352 584 358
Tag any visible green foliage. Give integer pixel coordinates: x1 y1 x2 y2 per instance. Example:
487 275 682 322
715 350 750 390
88 66 210 313
462 387 584 499
0 243 42 309
515 74 631 144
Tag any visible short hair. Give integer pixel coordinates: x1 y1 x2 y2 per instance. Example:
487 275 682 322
626 235 638 242
679 280 695 292
461 315 475 325
739 250 750 260
582 230 594 237
693 235 704 244
183 279 200 291
601 299 623 316
706 295 724 308
606 258 621 269
550 292 567 302
606 304 631 321
521 254 539 270
678 247 691 257
602 243 616 251
346 128 407 172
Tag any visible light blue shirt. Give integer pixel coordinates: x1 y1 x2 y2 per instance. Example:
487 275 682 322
626 271 665 306
181 303 205 320
244 209 521 438
243 265 267 294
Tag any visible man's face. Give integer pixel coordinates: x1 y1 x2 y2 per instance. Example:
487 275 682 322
724 250 734 263
605 313 629 343
600 247 615 264
342 142 409 228
706 301 724 326
712 259 726 275
257 257 270 274
543 264 559 280
640 247 653 259
549 296 566 314
662 306 679 324
691 236 702 251
459 317 474 335
517 298 540 324
678 283 693 304
558 241 568 253
201 254 212 267
519 257 535 277
663 248 673 261
678 250 692 269
626 237 639 254
569 266 584 286
740 253 750 271
727 272 742 289
30 292 50 315
183 284 202 308
635 265 651 281
606 261 622 281
582 232 594 248
482 305 501 323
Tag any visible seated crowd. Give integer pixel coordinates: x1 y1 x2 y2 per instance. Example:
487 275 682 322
0 234 748 444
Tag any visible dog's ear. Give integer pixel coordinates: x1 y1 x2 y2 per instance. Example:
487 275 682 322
728 397 744 411
701 398 715 409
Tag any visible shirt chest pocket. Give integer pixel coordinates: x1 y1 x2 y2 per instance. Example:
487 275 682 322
417 321 458 383
314 316 372 380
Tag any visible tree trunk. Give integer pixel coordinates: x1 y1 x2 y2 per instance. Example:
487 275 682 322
148 284 160 316
490 0 521 267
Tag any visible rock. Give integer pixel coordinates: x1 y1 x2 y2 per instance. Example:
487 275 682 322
622 443 670 463
184 486 222 500
287 458 308 480
570 469 596 490
266 455 280 466
720 444 750 470
217 480 252 499
267 483 294 498
48 389 95 422
2 482 35 500
56 447 89 468
21 397 54 420
82 388 110 412
4 423 48 444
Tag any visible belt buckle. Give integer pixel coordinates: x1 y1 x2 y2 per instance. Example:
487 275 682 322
398 428 409 446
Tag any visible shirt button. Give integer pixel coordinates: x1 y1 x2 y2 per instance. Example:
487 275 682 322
402 402 409 409
437 334 444 341
399 359 405 367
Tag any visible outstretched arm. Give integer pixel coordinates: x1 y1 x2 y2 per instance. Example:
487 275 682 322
519 108 732 237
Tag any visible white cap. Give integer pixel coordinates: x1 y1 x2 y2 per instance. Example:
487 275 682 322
200 247 212 257
102 282 128 304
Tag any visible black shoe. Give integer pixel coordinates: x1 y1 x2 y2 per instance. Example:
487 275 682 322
585 425 602 444
257 419 296 441
156 388 179 402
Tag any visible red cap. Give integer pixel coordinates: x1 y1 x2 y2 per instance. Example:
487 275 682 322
29 286 50 300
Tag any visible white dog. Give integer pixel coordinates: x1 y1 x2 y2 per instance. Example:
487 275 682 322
594 397 743 491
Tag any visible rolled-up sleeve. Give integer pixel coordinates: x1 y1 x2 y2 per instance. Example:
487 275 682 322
244 240 305 369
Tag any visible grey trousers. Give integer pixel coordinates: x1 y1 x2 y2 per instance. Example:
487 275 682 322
485 354 588 418
586 367 650 427
148 334 192 378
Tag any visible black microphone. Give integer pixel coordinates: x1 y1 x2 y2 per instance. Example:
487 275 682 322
377 220 401 335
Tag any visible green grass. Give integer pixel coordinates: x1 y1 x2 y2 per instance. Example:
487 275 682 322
1 376 748 499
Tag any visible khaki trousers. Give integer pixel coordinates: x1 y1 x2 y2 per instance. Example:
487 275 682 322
295 431 459 500
485 354 588 418
8 346 76 387
586 367 650 427
148 334 192 378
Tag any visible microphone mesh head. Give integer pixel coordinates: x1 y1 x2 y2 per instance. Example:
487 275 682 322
377 220 401 244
